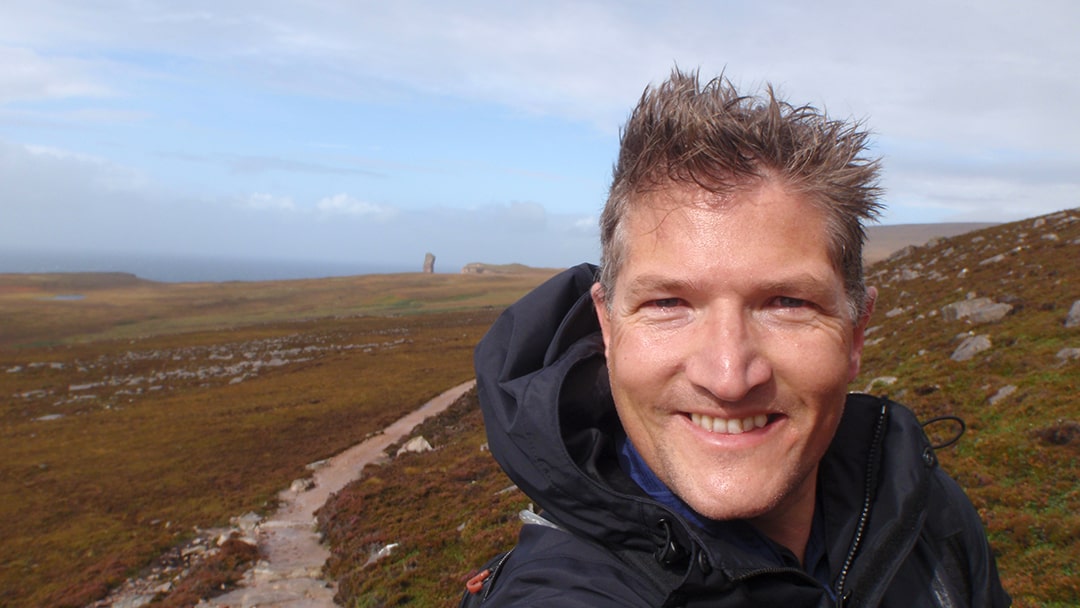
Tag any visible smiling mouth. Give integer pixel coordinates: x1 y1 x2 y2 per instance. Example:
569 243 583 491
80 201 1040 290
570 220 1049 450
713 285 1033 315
689 412 773 435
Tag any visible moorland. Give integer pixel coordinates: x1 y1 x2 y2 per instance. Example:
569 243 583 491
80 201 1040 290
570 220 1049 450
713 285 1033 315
1 211 1077 608
0 269 558 606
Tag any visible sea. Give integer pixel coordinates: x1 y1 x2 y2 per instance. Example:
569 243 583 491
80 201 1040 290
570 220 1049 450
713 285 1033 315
0 249 417 283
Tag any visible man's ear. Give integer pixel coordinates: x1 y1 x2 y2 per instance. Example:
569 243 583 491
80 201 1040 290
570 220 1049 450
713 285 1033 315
591 283 612 352
848 286 878 382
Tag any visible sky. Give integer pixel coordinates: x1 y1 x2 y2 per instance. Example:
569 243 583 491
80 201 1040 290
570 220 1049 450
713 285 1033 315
2 1 1078 277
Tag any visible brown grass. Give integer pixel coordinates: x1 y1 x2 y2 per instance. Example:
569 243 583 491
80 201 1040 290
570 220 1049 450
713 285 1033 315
0 269 559 349
317 388 529 606
0 270 554 607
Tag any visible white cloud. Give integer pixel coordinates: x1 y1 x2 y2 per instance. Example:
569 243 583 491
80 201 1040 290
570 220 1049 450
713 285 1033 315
0 46 113 103
316 193 397 221
20 142 150 192
572 215 598 234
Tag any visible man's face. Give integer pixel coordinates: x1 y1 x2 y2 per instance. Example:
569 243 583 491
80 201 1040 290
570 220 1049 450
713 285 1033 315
592 181 873 532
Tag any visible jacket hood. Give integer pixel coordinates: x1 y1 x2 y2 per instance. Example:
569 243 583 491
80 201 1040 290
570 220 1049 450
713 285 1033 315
474 263 668 550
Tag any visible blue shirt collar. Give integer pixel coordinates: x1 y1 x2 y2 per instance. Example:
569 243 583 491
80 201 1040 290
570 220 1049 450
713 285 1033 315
616 434 833 593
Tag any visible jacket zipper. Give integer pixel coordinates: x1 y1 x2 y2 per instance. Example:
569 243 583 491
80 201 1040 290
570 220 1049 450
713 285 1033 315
833 402 890 606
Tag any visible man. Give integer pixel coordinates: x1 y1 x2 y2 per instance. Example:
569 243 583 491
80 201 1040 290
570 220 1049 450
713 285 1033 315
472 70 1009 606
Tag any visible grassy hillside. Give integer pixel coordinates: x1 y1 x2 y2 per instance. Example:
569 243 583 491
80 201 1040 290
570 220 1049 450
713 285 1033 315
318 209 1079 607
0 271 559 607
0 269 559 349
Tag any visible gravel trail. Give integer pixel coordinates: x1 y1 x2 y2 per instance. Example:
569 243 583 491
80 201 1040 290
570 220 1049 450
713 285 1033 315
202 379 477 608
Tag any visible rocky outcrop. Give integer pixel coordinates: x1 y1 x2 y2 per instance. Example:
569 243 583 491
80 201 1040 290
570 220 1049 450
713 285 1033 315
10 332 413 417
859 209 1077 373
423 252 436 274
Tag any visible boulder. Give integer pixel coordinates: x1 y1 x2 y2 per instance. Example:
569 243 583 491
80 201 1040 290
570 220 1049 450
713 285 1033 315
423 252 436 273
941 297 1012 324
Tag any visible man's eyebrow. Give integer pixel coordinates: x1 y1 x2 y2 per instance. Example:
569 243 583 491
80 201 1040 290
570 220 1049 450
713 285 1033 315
622 274 701 297
755 273 839 297
623 272 840 299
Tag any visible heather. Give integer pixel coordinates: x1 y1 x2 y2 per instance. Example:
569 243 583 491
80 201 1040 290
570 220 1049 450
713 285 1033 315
0 270 555 607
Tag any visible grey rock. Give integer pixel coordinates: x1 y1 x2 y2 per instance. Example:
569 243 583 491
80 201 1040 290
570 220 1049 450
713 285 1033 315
951 335 992 362
365 542 400 567
397 435 433 455
941 298 1013 324
988 385 1017 405
231 512 262 533
864 376 899 393
979 254 1006 265
1056 347 1080 363
899 268 920 281
289 477 315 493
1066 301 1080 328
423 252 436 273
111 594 156 608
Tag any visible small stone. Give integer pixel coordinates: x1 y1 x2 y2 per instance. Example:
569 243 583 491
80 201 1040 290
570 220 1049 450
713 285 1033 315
988 385 1018 405
290 478 315 493
397 435 433 456
231 512 262 533
1056 347 1080 363
951 335 992 362
864 376 899 393
1066 301 1080 328
364 542 400 567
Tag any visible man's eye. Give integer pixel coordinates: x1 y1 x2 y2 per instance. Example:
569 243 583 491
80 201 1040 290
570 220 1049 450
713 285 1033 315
648 298 684 309
775 296 808 308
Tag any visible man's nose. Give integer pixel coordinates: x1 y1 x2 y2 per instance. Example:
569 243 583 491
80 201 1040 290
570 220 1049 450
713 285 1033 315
683 308 772 402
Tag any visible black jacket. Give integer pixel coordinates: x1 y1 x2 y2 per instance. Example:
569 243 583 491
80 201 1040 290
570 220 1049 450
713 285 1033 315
474 264 1010 607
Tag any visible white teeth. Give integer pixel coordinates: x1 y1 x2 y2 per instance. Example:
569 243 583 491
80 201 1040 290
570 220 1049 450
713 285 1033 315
690 412 769 435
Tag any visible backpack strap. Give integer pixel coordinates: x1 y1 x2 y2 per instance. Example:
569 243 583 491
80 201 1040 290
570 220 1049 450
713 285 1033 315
459 510 563 606
460 548 514 606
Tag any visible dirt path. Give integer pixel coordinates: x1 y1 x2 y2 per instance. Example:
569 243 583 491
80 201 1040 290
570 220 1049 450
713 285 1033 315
203 379 476 608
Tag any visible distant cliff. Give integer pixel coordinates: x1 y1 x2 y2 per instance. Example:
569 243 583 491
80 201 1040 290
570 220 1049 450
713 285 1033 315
460 262 535 274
